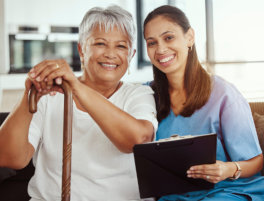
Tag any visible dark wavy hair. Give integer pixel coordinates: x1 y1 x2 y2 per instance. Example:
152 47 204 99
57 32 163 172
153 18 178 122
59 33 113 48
143 5 211 122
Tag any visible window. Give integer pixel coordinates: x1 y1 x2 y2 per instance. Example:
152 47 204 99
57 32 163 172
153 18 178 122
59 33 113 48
212 0 264 99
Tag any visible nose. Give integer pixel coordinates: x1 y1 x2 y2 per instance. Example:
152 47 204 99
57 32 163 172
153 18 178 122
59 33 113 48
104 47 117 59
156 42 168 54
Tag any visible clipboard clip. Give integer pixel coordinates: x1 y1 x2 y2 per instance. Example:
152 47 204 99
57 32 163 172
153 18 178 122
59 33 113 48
157 134 193 142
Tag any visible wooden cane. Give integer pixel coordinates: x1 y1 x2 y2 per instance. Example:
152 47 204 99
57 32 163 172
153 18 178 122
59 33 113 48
29 81 73 201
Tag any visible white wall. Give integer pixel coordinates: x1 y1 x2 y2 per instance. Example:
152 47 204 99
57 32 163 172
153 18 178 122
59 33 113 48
0 0 153 111
5 0 131 26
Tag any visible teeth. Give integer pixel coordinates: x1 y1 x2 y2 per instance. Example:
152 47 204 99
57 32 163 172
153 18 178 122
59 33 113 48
101 63 117 68
159 55 174 63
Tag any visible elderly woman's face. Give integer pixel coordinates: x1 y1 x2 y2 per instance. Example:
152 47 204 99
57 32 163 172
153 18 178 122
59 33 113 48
80 25 132 84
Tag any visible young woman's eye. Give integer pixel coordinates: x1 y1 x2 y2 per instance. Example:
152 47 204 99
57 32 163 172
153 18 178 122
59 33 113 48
165 36 174 41
147 41 156 47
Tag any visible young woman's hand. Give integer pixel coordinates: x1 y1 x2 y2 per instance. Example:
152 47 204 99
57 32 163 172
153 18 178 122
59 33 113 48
186 160 236 183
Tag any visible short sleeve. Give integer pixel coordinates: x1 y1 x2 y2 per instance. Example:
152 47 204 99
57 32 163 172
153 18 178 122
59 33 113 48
28 96 47 150
124 85 158 135
221 96 262 161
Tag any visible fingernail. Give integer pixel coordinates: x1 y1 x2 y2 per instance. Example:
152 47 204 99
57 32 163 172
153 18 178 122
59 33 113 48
30 72 35 78
36 76 41 82
44 78 48 82
56 78 62 85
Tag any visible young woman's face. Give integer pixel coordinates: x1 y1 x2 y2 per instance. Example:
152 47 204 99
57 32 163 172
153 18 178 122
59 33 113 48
79 25 134 84
144 16 194 76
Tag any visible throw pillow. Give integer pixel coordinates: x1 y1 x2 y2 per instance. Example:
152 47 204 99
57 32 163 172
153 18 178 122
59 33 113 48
253 112 264 175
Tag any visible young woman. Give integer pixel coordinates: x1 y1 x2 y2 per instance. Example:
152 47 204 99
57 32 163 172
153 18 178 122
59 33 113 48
0 6 157 200
144 5 264 200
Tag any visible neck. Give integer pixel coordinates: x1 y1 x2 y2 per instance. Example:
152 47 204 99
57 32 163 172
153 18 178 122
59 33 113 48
79 75 121 98
166 71 184 92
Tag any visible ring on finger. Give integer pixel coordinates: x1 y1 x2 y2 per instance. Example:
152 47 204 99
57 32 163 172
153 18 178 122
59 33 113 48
56 63 60 69
206 175 210 180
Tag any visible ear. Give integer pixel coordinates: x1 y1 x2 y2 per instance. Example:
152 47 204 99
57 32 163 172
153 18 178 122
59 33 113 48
78 43 84 58
186 28 195 47
131 49 136 59
129 49 136 62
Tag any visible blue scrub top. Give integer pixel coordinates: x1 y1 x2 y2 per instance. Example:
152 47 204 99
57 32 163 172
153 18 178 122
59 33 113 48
155 75 264 200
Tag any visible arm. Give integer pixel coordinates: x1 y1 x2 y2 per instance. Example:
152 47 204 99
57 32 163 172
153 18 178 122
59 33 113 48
29 59 156 153
187 154 263 183
71 81 155 153
0 79 35 169
187 90 263 183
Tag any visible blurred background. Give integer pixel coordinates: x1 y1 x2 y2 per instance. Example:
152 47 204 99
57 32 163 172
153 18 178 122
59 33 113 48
0 0 264 112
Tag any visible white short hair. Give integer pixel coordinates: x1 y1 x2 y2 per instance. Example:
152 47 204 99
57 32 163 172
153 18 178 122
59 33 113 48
79 5 136 54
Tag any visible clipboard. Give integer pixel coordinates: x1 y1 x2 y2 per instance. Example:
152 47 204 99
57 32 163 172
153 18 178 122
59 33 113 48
133 133 217 199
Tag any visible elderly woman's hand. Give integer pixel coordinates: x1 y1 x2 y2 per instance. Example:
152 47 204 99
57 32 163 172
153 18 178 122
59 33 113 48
186 160 236 183
28 59 78 94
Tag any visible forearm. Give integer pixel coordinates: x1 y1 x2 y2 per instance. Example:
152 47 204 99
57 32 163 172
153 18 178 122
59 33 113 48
0 91 34 168
235 154 263 178
73 82 154 153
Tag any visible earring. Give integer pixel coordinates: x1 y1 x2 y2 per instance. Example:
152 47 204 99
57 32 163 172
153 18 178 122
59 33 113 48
189 46 193 52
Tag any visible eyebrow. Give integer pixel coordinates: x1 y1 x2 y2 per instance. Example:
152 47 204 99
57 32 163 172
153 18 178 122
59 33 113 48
94 38 128 43
94 38 107 41
146 31 174 41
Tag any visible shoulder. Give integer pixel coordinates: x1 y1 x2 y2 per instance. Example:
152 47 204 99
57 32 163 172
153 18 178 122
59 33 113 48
209 75 248 108
120 82 154 96
211 75 245 100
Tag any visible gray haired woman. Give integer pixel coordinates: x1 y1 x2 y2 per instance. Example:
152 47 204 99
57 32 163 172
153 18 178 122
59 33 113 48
0 5 157 201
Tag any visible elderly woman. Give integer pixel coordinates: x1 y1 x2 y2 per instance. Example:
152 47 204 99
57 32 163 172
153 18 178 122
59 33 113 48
0 6 157 201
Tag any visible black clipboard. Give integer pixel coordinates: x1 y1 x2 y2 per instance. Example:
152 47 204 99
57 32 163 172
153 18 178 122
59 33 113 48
133 133 217 199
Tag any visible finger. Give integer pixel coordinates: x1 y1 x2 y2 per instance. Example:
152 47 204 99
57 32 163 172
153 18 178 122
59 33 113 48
39 81 47 93
49 85 64 94
35 62 61 83
189 163 219 172
49 91 57 96
31 79 42 92
27 73 42 92
29 60 49 79
46 79 54 90
55 77 62 85
25 77 33 91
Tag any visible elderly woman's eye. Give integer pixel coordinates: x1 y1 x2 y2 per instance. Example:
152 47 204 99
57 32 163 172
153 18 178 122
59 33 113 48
95 42 105 46
117 45 127 49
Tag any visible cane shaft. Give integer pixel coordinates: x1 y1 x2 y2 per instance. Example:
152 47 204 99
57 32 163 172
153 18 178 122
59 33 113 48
29 82 73 201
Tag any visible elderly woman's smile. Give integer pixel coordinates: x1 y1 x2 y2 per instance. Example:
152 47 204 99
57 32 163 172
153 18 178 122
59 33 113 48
100 63 118 69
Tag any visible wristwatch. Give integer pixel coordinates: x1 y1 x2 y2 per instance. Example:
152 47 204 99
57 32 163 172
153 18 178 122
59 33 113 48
229 161 242 180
